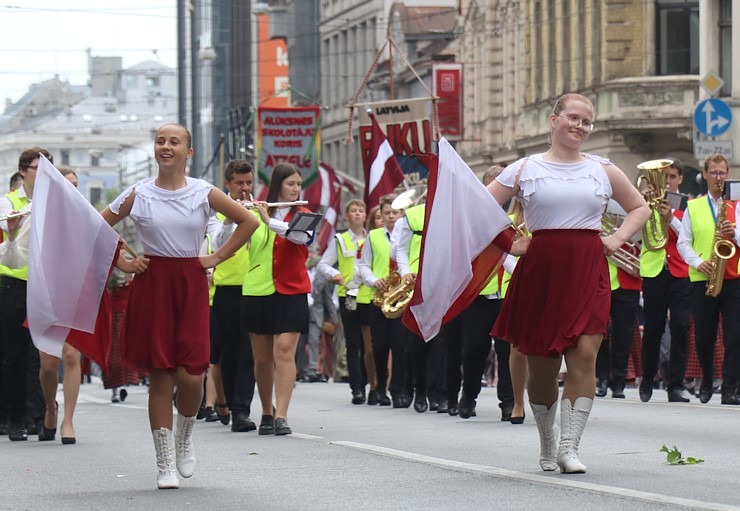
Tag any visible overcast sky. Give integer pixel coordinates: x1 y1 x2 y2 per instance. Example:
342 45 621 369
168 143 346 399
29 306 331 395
1 1 177 105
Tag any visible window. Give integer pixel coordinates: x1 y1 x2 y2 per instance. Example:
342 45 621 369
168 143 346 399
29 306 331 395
90 153 100 167
719 0 732 96
89 186 103 207
61 149 70 166
146 76 160 88
656 0 699 75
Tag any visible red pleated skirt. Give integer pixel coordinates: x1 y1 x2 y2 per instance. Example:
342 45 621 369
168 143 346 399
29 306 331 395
122 256 210 375
492 230 610 358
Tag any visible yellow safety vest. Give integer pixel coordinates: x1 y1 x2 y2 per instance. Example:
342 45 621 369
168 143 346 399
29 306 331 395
358 227 390 304
212 212 250 287
335 230 364 298
0 190 30 280
404 204 424 273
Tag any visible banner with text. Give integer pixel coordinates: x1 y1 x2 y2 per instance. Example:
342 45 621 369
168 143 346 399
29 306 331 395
256 106 321 186
358 98 432 184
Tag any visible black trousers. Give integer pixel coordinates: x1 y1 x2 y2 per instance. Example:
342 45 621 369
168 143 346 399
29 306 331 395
0 277 33 422
368 305 407 395
339 297 365 393
597 289 640 387
690 279 740 394
211 286 254 415
641 269 690 390
406 330 446 398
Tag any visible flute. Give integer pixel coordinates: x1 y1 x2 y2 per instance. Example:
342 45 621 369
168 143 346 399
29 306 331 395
240 200 308 209
0 205 32 222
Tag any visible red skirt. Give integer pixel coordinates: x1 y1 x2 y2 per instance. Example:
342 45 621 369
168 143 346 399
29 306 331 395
122 256 210 375
492 230 610 358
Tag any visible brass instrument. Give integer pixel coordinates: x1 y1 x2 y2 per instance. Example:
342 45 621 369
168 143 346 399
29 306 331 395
391 186 426 210
380 273 415 319
705 197 736 297
636 159 673 251
601 207 641 277
0 205 32 222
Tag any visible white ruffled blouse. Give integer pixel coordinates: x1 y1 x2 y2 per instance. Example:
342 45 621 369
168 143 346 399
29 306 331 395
110 177 214 257
496 153 612 232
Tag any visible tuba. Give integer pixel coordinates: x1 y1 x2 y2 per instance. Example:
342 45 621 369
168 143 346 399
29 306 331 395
380 275 415 318
636 159 672 251
705 197 736 297
601 201 641 277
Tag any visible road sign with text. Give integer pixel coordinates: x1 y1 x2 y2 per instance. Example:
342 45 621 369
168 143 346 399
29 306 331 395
694 141 733 160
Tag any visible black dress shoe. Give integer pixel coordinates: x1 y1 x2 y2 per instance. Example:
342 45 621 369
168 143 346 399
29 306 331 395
428 398 439 411
699 387 713 404
367 391 379 406
721 393 740 405
458 396 476 419
447 406 459 416
667 388 691 403
8 421 27 442
400 394 413 408
351 389 365 405
413 394 428 413
204 407 219 422
595 379 608 398
232 412 257 432
258 415 275 435
274 418 292 435
611 384 626 399
436 399 449 413
500 405 513 422
377 393 391 406
638 381 653 402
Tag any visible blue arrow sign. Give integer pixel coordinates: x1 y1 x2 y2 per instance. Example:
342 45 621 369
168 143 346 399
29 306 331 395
694 98 732 137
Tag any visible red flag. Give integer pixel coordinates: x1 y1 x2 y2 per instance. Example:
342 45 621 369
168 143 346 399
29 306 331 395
362 114 405 210
402 139 514 341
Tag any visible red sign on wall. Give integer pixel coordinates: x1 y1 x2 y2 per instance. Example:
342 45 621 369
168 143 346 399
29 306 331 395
433 63 463 141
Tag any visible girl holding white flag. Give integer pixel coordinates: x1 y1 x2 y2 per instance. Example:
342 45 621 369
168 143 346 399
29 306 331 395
102 124 258 490
487 93 649 474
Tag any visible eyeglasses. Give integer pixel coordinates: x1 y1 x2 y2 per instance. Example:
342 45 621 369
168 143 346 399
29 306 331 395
708 171 728 178
556 114 594 132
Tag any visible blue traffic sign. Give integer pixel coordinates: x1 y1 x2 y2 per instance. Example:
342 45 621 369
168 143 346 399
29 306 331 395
694 98 732 137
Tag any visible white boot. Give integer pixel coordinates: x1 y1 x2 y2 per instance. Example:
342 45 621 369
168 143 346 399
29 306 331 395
152 428 179 489
557 397 592 474
175 413 197 478
530 401 559 471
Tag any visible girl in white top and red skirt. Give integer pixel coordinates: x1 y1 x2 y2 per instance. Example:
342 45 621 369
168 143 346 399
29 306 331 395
488 94 649 474
103 124 258 490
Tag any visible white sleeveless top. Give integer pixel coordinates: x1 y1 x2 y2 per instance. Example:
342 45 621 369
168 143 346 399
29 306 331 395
496 153 612 232
110 177 214 257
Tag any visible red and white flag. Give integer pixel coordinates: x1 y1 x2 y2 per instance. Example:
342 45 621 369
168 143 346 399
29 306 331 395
362 113 405 210
27 155 121 370
402 138 513 341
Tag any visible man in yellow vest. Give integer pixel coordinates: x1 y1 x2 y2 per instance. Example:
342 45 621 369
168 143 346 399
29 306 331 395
317 199 367 404
0 147 52 441
638 159 691 403
207 160 257 431
677 153 740 405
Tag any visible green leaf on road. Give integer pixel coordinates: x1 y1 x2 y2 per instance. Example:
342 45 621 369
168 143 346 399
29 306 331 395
660 444 704 465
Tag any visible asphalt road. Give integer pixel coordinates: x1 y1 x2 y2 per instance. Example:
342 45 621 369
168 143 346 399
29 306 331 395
2 379 739 511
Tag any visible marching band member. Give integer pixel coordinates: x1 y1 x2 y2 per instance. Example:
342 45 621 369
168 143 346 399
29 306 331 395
487 93 649 474
207 160 257 432
103 124 258 489
356 194 410 407
0 147 52 442
677 153 740 405
317 199 368 405
638 159 691 403
242 163 313 435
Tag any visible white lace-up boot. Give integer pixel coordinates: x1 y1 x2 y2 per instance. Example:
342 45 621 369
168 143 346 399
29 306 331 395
557 397 593 474
530 401 559 471
175 413 197 478
152 428 179 489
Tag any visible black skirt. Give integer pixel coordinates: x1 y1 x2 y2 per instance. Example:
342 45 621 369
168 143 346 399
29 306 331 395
241 292 309 335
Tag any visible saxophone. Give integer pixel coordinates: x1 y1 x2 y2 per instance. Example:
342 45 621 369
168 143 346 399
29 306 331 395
705 198 736 297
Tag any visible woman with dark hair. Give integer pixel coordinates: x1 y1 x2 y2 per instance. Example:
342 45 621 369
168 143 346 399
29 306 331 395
242 163 313 436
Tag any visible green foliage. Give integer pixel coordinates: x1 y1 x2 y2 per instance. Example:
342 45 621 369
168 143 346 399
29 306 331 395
660 444 704 465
